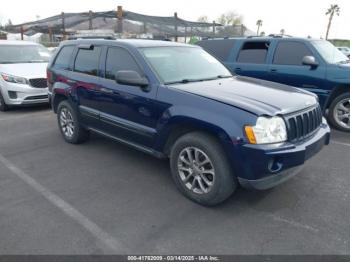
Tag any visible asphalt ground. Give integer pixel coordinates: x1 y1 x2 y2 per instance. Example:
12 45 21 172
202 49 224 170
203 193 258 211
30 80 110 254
0 105 349 255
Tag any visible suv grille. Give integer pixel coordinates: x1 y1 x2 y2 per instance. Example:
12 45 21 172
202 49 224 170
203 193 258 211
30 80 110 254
284 105 323 142
29 78 47 88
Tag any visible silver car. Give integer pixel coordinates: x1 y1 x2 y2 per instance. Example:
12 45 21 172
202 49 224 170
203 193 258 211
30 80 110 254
0 40 50 111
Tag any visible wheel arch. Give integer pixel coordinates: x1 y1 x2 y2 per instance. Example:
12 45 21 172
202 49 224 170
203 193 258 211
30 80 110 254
326 85 350 109
155 116 244 161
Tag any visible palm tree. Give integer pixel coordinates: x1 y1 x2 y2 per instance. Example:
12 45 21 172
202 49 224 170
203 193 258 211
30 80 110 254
325 4 340 40
280 29 285 36
256 19 263 36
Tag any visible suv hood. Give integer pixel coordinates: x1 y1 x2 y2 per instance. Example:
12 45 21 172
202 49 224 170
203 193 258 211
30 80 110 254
171 76 318 116
0 63 48 79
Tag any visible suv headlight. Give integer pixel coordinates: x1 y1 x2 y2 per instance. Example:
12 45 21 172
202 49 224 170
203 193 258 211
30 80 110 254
245 116 287 144
1 73 28 85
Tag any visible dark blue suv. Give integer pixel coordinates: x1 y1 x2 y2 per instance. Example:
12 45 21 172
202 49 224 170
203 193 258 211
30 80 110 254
198 36 350 132
47 39 330 206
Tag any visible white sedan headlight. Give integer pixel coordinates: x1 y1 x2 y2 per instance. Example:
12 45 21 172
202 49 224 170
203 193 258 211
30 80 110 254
1 73 28 85
245 116 287 144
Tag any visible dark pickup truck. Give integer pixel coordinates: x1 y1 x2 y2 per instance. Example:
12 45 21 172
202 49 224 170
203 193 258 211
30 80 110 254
198 36 350 132
47 39 330 206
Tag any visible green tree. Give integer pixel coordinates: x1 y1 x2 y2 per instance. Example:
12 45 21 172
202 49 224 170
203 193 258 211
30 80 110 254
217 11 243 26
256 19 263 36
280 29 285 35
325 4 340 40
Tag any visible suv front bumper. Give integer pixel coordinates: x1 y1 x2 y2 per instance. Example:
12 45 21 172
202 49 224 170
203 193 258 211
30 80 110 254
236 118 330 190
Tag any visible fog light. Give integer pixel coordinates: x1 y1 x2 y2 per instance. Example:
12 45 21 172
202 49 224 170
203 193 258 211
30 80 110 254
8 91 17 99
268 157 283 173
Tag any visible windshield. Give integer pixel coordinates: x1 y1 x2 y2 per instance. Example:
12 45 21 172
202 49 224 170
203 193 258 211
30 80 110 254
141 47 232 84
312 40 349 64
0 45 51 64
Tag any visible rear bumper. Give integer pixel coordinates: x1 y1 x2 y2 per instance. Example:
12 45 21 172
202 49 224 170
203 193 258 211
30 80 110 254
236 118 330 190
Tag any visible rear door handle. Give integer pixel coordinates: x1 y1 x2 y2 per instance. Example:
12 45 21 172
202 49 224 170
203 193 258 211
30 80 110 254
235 67 242 72
270 69 278 73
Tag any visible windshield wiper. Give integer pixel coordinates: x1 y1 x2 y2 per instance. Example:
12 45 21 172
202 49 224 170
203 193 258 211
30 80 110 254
165 79 201 85
26 60 47 63
165 75 232 85
339 60 350 64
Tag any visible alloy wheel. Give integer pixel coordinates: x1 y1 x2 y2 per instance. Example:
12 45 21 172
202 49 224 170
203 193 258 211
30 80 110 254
177 147 215 194
59 107 75 138
334 98 350 129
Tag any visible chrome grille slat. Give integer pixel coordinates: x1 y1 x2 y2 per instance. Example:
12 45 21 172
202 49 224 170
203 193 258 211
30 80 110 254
284 105 323 142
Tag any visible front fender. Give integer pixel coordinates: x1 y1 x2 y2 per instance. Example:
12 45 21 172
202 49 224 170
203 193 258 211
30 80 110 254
153 104 257 173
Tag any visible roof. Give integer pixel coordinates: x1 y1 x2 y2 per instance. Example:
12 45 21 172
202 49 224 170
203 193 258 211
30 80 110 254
0 40 40 46
200 36 321 42
61 39 197 48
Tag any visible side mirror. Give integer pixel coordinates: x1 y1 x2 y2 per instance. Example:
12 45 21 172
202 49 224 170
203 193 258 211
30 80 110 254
115 70 149 91
302 56 319 68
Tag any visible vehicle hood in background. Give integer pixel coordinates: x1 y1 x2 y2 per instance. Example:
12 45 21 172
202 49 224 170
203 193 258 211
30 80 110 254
170 76 318 116
0 63 48 79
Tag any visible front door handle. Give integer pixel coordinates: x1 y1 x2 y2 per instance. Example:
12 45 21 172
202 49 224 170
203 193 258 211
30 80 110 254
66 79 77 84
270 69 278 73
100 87 113 94
235 67 242 72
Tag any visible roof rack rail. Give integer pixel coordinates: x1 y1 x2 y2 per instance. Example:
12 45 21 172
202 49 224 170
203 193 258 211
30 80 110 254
246 35 262 38
267 34 293 38
68 36 116 40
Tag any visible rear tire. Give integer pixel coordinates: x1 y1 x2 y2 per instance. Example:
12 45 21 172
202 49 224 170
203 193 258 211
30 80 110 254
328 92 350 132
57 100 90 144
0 91 8 112
170 132 237 206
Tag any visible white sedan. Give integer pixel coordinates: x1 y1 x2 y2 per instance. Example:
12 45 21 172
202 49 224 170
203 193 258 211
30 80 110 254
0 40 51 111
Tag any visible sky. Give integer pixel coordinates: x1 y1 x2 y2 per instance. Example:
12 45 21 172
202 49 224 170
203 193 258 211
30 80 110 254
0 0 349 39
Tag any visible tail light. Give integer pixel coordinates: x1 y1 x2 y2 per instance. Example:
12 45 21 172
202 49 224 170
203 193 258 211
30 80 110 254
47 69 53 91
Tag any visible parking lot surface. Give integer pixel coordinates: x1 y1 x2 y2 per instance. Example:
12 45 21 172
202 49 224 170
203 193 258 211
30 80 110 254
0 106 349 255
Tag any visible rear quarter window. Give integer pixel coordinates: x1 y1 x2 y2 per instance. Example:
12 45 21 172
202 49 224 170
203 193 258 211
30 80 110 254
53 45 75 70
197 40 235 61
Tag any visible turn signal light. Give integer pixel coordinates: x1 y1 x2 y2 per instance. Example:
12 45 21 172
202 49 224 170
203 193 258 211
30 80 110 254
245 126 257 144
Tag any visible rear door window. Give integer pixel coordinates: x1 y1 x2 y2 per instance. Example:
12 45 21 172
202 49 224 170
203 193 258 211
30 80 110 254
237 41 270 64
273 41 312 65
105 47 141 80
53 45 75 70
74 46 101 76
197 40 236 61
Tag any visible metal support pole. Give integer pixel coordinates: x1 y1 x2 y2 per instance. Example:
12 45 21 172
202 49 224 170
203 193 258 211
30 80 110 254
184 26 187 43
89 10 93 30
20 26 24 40
61 12 65 40
117 6 123 34
143 22 147 34
49 27 53 43
174 12 178 42
212 21 216 37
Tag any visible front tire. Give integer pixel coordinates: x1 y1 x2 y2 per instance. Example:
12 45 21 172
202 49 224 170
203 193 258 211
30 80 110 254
170 132 237 206
328 92 350 132
0 91 8 112
57 100 90 144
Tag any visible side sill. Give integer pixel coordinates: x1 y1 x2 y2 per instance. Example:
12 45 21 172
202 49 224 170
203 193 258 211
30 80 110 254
88 127 166 159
